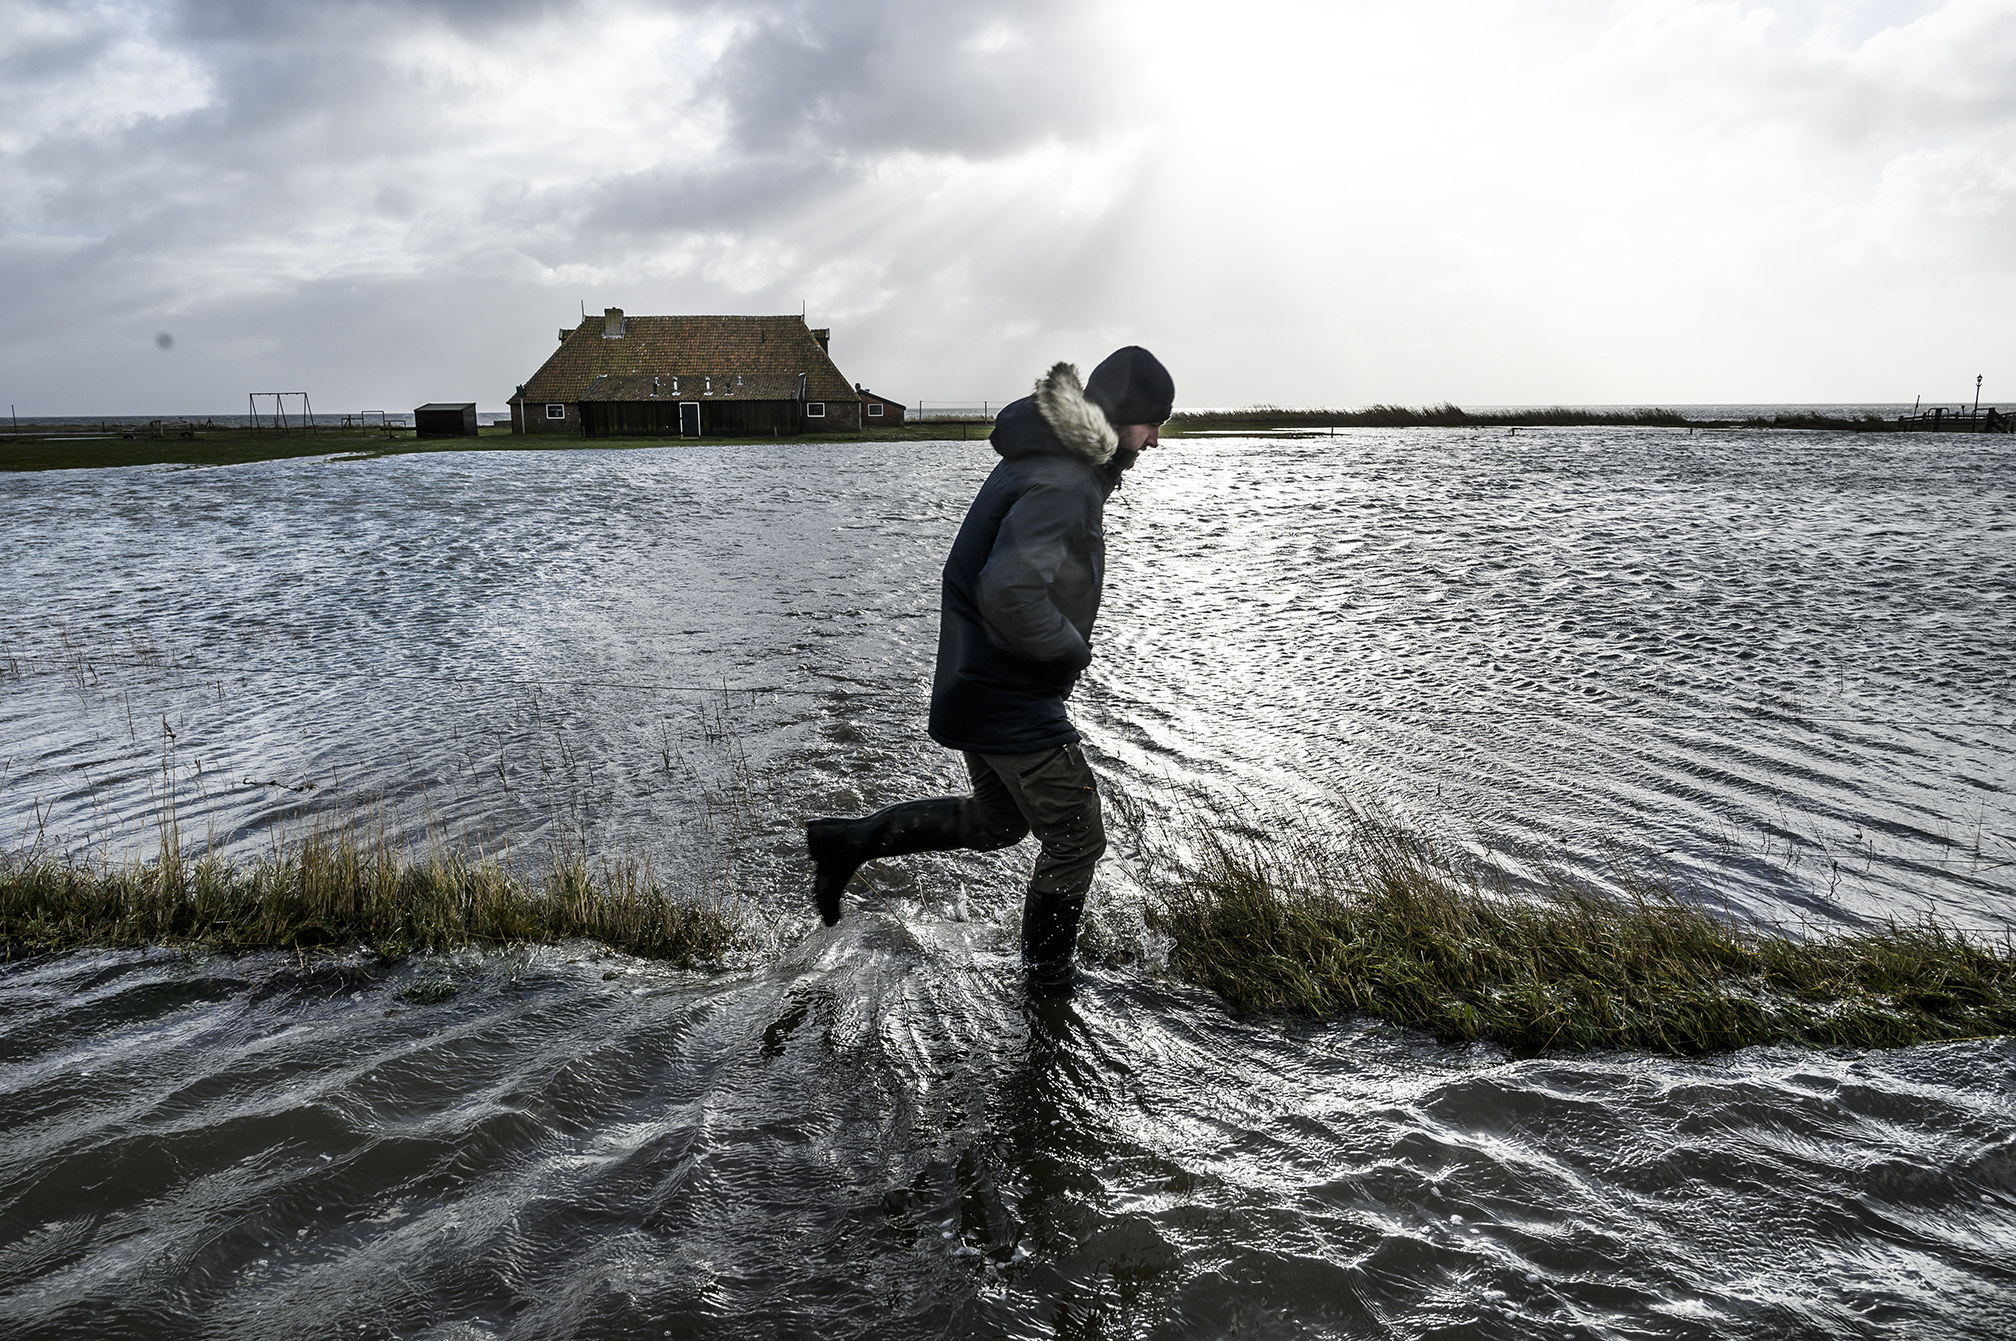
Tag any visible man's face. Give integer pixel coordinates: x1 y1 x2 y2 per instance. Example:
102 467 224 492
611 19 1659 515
1116 422 1160 455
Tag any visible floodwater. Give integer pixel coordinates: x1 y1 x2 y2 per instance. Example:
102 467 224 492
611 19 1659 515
2 430 2013 1338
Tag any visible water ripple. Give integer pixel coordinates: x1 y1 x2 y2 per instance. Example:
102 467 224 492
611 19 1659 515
3 432 2014 1335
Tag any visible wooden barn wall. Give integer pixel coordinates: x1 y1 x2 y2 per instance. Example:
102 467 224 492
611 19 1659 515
581 401 682 436
579 400 811 436
700 400 804 436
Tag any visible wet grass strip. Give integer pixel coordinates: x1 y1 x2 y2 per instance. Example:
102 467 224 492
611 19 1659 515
1142 817 2016 1054
1 831 740 966
0 422 997 472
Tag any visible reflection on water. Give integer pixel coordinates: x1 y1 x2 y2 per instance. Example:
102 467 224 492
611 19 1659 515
2 431 2014 1336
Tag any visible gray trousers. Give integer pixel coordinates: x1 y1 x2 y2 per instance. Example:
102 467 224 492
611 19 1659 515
960 742 1106 899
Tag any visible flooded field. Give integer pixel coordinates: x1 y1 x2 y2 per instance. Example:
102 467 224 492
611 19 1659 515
3 430 2013 1337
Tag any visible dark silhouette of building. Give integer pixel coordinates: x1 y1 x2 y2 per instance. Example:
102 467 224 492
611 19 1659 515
510 310 863 436
414 403 479 437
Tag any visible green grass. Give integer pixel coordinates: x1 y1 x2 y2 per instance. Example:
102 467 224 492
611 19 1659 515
1138 808 2016 1054
0 421 994 471
7 405 1923 472
3 428 396 472
1 824 742 967
0 427 552 472
13 763 2007 1059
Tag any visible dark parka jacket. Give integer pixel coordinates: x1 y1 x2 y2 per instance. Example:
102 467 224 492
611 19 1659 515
928 363 1124 755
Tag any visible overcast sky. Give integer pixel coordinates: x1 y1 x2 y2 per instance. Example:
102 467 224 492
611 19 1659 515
4 0 2013 413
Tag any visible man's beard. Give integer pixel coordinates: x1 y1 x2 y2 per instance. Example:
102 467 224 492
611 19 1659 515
1111 444 1141 472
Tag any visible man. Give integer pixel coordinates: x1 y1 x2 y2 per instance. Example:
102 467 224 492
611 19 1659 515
805 346 1175 990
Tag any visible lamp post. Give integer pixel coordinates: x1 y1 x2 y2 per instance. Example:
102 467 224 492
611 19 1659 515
1974 374 1983 429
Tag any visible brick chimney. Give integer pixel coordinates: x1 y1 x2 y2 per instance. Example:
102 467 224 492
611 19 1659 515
602 307 625 339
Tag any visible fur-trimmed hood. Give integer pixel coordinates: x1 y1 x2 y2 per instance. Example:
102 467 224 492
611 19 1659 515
936 363 1114 755
1025 361 1118 465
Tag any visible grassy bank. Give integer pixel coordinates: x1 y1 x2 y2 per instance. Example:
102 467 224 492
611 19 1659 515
0 422 991 472
0 428 422 472
1 829 741 967
6 406 1931 472
1140 811 2016 1054
12 795 2010 1057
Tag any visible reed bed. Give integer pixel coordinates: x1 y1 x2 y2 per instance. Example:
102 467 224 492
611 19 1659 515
1168 404 1697 432
0 824 741 966
1139 808 2016 1055
1165 404 1909 433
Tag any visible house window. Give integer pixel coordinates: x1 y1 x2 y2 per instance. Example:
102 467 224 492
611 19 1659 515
805 402 826 418
545 403 565 420
704 377 712 394
866 402 884 417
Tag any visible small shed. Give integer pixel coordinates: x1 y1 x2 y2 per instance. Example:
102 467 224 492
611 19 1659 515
415 403 479 437
855 385 906 426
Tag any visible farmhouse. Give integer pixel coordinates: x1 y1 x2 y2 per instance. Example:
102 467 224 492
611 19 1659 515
854 384 907 425
509 310 863 436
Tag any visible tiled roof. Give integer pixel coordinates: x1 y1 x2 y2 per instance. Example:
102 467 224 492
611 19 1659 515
518 315 861 404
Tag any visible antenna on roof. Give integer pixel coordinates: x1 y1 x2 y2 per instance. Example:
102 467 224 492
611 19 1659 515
801 299 806 320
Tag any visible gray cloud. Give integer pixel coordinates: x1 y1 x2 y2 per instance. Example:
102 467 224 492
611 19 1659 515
0 24 114 83
703 0 1115 156
0 0 1146 412
166 0 569 43
3 0 2011 413
578 159 858 236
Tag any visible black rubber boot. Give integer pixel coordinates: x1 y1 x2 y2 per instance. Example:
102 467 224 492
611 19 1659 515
1021 886 1086 994
805 798 968 926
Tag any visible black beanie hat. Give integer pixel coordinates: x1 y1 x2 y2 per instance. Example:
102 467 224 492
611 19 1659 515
1084 346 1174 427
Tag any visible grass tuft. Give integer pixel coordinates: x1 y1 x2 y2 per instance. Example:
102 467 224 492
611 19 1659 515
1 822 741 967
1139 807 2016 1054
